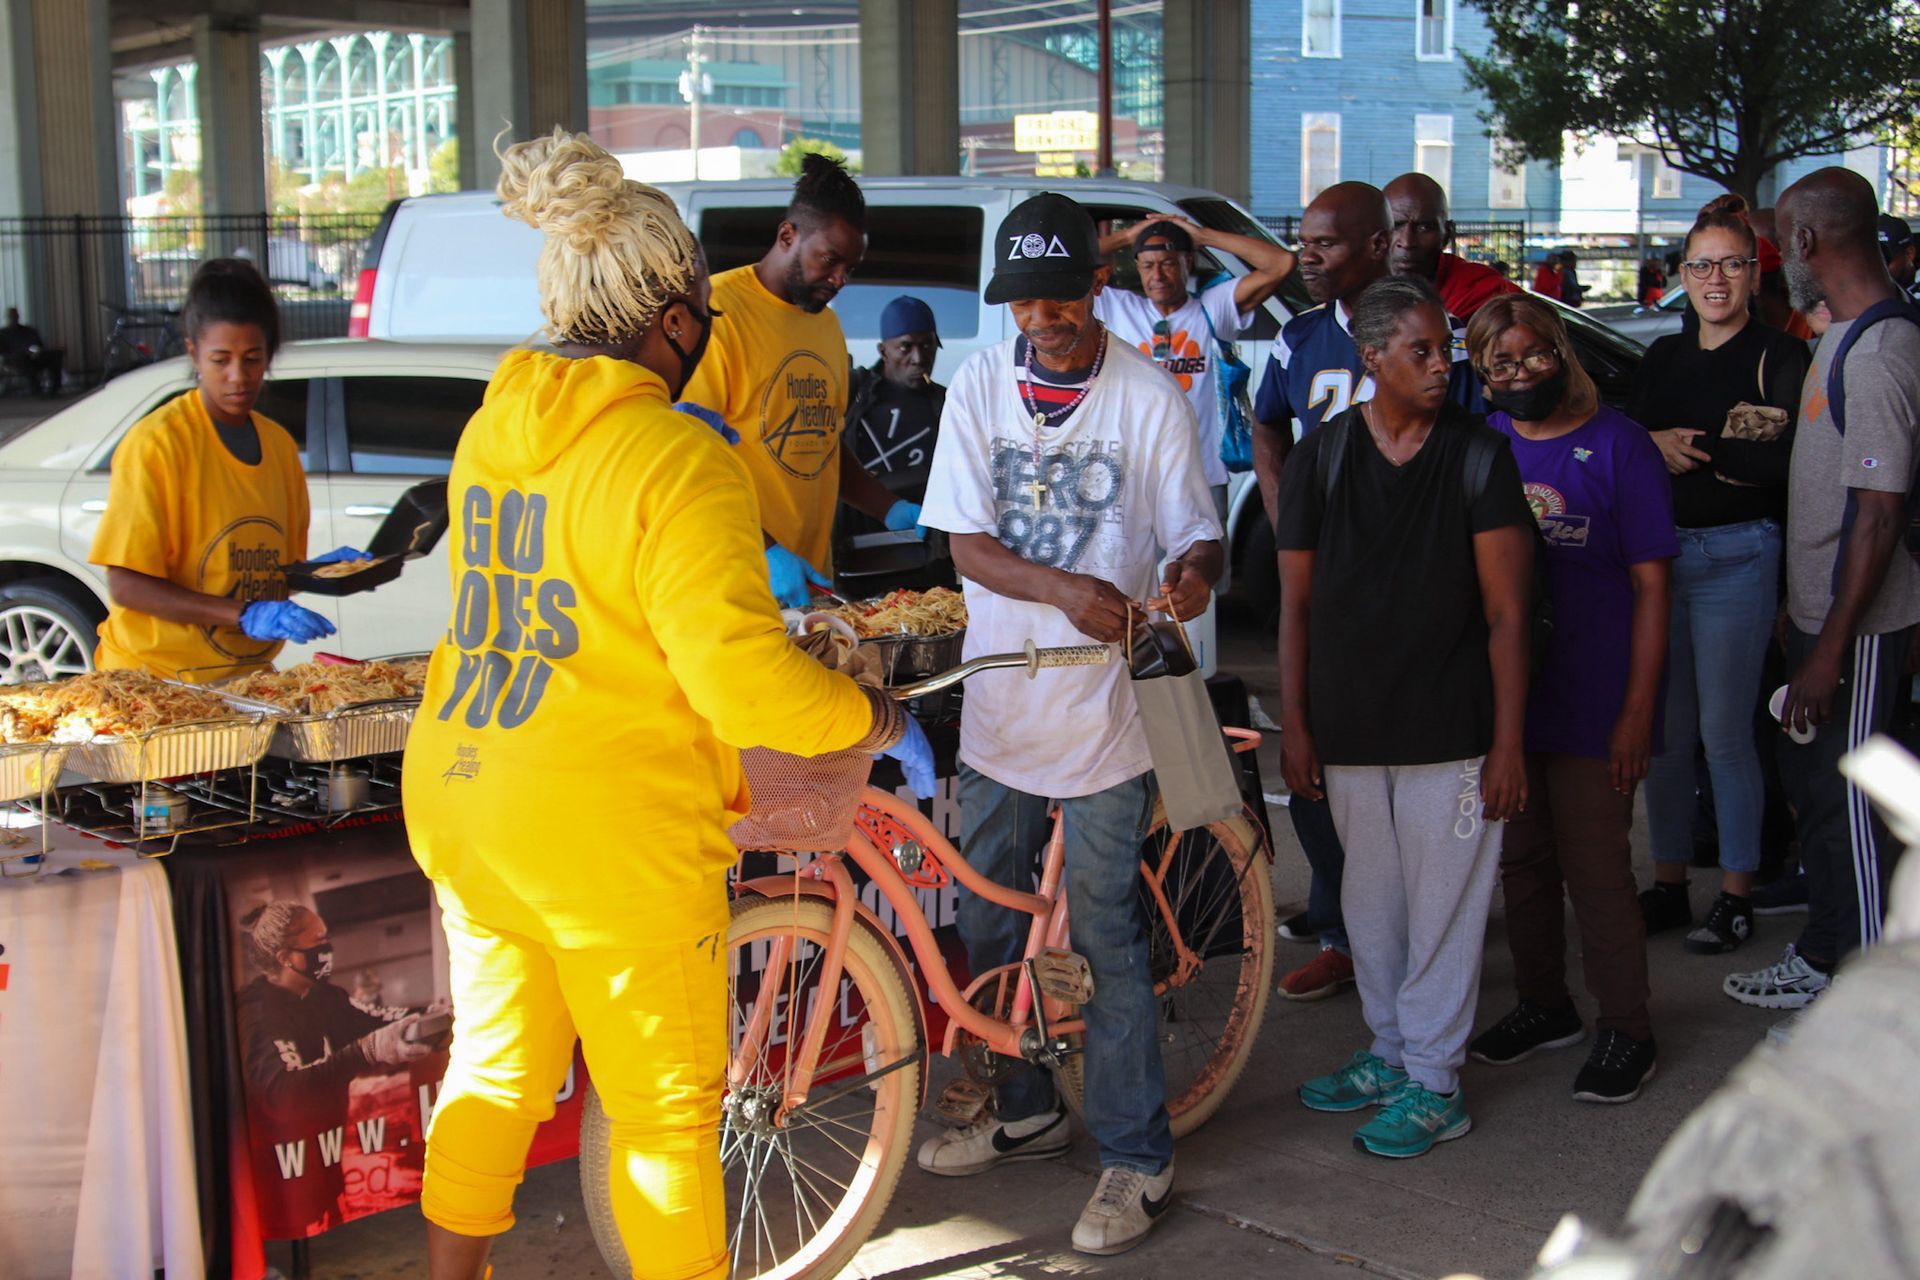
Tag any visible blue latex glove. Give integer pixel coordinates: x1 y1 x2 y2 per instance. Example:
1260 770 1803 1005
765 544 831 609
879 716 937 800
673 401 739 445
883 499 927 540
309 546 369 564
240 600 337 644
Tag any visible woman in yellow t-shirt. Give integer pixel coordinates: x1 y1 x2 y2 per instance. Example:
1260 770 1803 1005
401 130 930 1280
88 258 354 678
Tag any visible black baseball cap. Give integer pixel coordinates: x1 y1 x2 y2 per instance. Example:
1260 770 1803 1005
1133 220 1194 256
984 193 1102 305
1878 213 1914 260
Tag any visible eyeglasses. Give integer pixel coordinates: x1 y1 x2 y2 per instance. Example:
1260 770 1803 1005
1682 257 1757 279
1151 318 1172 360
1482 349 1560 382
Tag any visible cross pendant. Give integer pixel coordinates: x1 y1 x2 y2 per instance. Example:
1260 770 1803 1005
1028 478 1049 508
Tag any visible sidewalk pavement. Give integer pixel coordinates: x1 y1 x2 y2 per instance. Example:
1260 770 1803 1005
290 621 1788 1280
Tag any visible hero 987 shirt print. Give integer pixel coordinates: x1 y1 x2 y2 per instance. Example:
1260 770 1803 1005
921 338 1221 798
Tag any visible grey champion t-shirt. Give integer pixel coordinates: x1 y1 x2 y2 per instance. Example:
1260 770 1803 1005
1785 313 1920 635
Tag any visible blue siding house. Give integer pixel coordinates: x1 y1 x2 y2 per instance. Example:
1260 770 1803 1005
1249 0 1891 229
1250 0 1558 222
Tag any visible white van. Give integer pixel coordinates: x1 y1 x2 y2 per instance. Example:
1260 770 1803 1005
349 178 1299 614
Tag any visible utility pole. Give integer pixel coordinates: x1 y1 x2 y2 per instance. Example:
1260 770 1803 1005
683 24 708 181
1096 0 1116 177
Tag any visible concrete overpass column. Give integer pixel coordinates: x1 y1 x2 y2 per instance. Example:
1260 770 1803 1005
858 0 960 177
467 0 588 193
1162 0 1251 202
192 13 268 219
0 0 119 371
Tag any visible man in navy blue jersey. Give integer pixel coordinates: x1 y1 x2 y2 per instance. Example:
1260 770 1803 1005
1252 180 1481 1002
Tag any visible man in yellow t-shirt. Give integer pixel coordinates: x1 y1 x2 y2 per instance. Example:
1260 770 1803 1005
681 153 921 606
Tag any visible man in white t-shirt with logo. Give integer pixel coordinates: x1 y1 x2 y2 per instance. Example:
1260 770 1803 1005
918 192 1224 1256
1093 217 1295 508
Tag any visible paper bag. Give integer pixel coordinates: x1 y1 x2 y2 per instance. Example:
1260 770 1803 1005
1128 618 1241 832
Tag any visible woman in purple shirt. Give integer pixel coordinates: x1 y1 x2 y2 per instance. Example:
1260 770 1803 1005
1463 294 1677 1105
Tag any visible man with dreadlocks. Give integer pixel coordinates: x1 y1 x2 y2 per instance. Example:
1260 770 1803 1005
402 129 930 1280
682 152 921 605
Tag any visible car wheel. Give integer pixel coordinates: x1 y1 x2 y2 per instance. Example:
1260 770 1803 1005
0 581 103 684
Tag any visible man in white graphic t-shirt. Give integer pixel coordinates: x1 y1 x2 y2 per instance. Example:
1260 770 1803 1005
918 192 1223 1257
1093 217 1295 506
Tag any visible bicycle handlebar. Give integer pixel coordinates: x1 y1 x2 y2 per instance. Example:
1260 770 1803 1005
889 641 1111 701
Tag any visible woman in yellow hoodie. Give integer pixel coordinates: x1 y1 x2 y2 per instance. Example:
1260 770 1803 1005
402 130 929 1280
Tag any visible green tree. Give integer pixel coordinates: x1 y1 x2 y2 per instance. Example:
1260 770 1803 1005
1464 0 1920 203
429 138 461 193
341 165 410 213
776 137 859 177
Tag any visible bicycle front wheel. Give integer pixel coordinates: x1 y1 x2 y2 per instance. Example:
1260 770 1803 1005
1055 811 1273 1137
580 893 923 1280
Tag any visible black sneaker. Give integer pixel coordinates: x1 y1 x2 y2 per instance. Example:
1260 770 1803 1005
1752 872 1809 916
1468 1000 1585 1066
1572 1030 1657 1104
1638 882 1692 934
1684 891 1755 954
1278 910 1319 943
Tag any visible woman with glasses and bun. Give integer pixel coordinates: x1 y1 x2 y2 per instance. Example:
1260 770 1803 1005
1626 194 1812 957
1464 293 1676 1106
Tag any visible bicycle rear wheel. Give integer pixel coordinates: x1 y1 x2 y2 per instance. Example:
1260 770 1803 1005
1055 810 1273 1136
580 894 923 1280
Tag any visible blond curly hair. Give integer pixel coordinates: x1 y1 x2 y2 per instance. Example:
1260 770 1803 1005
496 128 698 344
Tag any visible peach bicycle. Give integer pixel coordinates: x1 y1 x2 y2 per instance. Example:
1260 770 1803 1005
581 642 1273 1280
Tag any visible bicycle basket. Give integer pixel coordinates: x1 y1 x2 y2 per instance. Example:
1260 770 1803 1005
728 744 874 852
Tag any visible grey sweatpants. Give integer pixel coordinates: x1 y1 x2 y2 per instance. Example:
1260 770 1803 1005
1325 757 1504 1094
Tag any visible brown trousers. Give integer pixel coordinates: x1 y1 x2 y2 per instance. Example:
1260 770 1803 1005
1499 753 1652 1039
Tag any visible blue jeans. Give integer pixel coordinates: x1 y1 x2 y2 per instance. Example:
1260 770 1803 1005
954 765 1173 1175
1289 791 1350 952
1645 519 1782 875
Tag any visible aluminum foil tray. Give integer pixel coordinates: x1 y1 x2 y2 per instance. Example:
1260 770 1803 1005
70 716 280 784
267 699 420 762
64 682 283 785
0 740 71 803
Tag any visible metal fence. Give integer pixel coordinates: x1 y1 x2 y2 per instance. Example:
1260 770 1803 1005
0 212 383 385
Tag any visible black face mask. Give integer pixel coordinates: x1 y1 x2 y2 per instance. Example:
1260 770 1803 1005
288 943 334 983
1485 369 1569 423
665 299 716 398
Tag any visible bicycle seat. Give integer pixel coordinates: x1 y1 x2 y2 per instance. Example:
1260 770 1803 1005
1126 616 1196 680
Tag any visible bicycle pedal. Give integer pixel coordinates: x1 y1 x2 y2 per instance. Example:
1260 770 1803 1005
932 1078 992 1127
1033 947 1095 1004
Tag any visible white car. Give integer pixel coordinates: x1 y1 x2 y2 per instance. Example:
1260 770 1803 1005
0 340 506 682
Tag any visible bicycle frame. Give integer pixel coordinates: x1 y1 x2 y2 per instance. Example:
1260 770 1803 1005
732 726 1264 1117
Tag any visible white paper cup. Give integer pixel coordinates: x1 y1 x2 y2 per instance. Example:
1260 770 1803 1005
1769 684 1816 744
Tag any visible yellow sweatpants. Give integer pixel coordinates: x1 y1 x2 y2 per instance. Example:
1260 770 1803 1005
423 901 730 1280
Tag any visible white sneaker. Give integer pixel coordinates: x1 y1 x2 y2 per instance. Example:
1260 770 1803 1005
1723 945 1831 1010
1070 1162 1174 1256
916 1109 1069 1177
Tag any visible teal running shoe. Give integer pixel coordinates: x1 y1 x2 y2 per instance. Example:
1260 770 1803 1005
1298 1051 1410 1113
1352 1084 1471 1158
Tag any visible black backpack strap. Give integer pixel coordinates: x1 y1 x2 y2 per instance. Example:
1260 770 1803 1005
1826 296 1920 438
1315 413 1351 500
1460 427 1500 507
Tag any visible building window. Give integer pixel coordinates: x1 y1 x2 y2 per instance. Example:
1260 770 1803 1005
1414 114 1453 194
1489 138 1527 209
1651 153 1683 199
1303 113 1340 205
1416 0 1452 59
1304 0 1341 58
